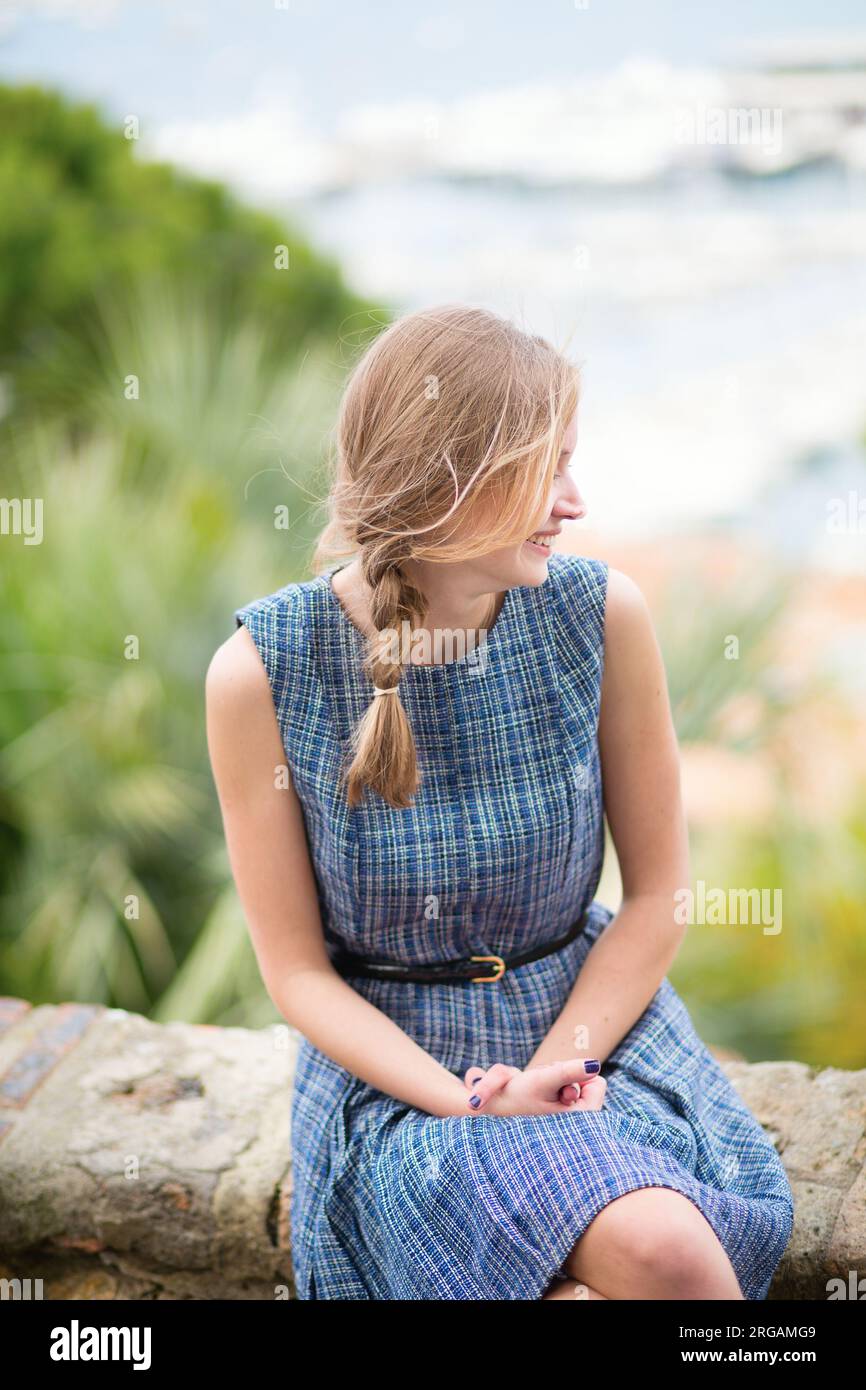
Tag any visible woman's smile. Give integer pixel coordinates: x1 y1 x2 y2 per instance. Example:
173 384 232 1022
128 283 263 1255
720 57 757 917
524 528 560 557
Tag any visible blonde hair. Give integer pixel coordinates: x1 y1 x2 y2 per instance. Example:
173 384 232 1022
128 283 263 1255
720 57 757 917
313 304 580 810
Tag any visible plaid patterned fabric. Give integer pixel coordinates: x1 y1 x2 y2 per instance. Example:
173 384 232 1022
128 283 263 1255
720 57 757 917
234 552 794 1300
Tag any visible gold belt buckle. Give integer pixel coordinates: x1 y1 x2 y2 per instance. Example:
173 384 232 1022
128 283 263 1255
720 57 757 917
470 953 506 983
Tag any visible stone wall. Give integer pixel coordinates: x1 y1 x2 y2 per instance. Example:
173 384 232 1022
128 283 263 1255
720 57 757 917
0 998 863 1300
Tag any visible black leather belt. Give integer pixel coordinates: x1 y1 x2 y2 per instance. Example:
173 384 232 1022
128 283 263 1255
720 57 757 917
329 909 589 984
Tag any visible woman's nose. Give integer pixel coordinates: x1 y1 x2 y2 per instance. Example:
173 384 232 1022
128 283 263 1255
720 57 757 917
553 477 587 522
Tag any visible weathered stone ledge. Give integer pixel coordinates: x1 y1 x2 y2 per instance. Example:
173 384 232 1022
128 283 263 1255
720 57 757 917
0 998 862 1300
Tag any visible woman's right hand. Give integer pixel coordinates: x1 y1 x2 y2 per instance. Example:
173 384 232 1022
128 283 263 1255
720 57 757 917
462 1060 607 1116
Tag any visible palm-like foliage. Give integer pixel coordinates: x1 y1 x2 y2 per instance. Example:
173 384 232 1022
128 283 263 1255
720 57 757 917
0 278 343 1021
658 554 792 748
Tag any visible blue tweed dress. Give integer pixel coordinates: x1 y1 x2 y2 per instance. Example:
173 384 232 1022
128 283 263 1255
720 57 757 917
234 551 794 1301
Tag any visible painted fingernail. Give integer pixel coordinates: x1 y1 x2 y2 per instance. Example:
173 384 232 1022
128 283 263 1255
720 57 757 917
584 1059 600 1074
469 1094 482 1109
470 1074 483 1085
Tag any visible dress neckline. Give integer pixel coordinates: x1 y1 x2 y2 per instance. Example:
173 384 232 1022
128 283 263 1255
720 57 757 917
318 563 519 675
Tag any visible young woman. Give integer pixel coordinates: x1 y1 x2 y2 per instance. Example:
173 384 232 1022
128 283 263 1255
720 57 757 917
206 304 794 1301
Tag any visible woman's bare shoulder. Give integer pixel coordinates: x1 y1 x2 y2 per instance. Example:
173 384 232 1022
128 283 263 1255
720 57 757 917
205 626 273 723
604 566 651 626
601 567 664 695
205 626 290 802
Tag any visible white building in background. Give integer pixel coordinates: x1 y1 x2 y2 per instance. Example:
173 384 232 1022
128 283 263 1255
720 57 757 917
723 36 866 175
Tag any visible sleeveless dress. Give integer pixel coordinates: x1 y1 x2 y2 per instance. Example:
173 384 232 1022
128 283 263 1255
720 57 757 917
234 551 794 1301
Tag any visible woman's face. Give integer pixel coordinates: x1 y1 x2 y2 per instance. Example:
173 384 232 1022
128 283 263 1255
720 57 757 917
471 409 586 592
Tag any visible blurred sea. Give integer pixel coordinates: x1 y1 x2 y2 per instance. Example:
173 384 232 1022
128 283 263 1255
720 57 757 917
146 51 856 566
287 163 866 568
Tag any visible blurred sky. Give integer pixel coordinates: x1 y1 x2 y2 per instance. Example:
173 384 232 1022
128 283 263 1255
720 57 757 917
1 0 865 133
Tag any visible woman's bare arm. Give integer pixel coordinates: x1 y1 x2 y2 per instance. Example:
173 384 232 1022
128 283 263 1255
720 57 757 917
526 566 690 1069
205 625 472 1118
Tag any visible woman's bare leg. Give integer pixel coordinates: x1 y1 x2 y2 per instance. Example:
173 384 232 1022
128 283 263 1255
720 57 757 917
561 1187 744 1300
542 1277 609 1300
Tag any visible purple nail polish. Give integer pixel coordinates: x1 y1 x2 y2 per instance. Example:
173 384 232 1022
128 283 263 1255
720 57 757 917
470 1074 483 1085
469 1094 481 1109
584 1059 600 1074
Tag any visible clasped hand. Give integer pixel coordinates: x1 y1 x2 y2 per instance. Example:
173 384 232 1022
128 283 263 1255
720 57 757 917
462 1059 606 1116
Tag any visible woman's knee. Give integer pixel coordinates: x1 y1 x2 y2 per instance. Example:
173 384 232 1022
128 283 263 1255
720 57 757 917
566 1187 742 1298
629 1197 730 1293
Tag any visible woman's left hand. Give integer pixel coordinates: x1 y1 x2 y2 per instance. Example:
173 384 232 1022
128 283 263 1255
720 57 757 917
463 1062 580 1106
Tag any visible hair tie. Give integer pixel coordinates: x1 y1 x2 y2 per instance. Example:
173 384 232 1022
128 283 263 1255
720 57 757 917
373 685 399 697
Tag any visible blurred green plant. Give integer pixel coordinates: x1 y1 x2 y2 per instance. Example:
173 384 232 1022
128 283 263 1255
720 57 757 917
0 277 357 1025
0 82 383 437
648 561 866 1066
0 78 387 1028
657 559 792 748
675 797 866 1070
